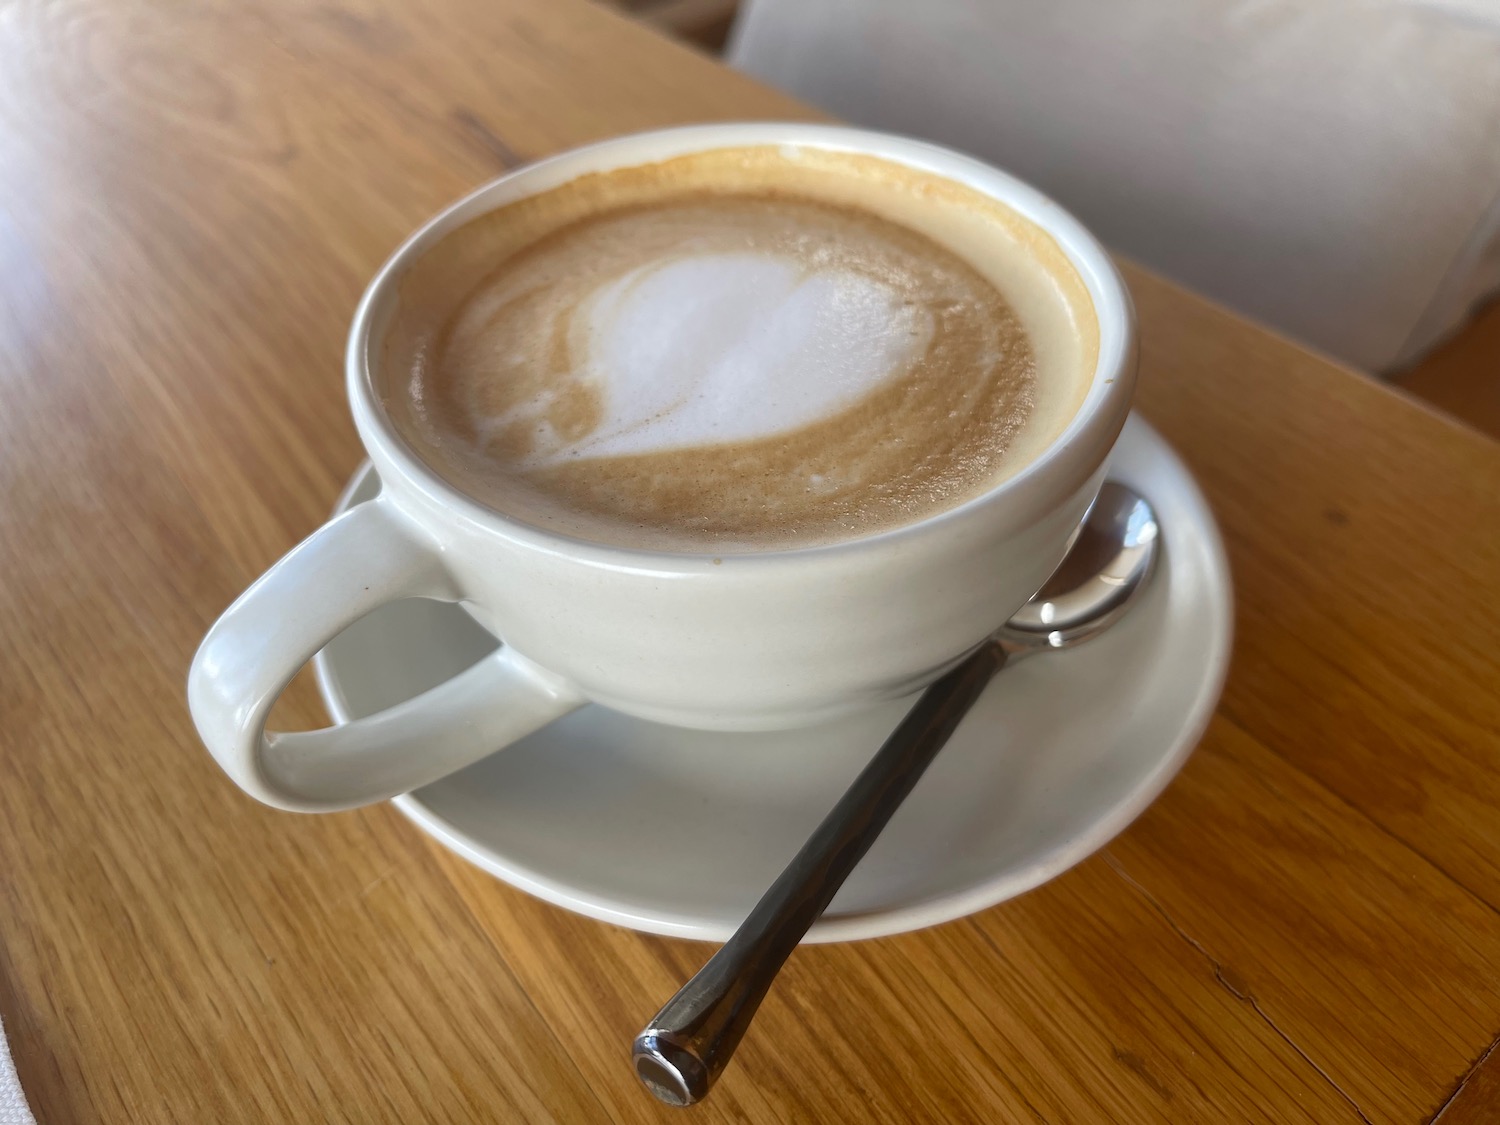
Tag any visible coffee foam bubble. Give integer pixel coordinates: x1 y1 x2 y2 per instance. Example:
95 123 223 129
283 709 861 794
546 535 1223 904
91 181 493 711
380 147 1098 552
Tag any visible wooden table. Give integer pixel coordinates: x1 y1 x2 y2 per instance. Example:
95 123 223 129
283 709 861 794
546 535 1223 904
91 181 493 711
2 1 1497 1121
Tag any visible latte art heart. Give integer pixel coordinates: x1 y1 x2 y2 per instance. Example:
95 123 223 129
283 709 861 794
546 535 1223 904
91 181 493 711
476 253 934 466
381 146 1097 551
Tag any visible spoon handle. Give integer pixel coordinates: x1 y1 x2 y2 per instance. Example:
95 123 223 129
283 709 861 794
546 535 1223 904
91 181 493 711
631 641 1009 1106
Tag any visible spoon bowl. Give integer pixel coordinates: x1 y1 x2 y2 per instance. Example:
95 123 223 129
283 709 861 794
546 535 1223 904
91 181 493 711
1002 481 1160 648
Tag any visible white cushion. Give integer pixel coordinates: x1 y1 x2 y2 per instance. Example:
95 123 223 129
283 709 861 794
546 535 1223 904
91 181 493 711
731 0 1500 373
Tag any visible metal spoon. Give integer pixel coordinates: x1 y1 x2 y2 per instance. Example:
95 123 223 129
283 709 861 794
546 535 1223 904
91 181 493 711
631 482 1160 1107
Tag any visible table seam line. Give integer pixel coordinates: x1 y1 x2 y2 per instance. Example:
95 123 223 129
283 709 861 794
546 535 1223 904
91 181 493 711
1100 852 1375 1125
1428 1029 1500 1123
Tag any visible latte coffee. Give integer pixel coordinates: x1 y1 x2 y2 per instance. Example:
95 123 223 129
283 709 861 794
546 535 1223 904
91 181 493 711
379 146 1098 551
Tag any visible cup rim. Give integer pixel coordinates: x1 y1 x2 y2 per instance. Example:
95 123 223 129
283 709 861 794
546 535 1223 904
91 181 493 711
347 122 1136 566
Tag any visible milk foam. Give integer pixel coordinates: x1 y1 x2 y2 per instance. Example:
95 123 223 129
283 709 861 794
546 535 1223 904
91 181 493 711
474 252 933 466
380 146 1099 551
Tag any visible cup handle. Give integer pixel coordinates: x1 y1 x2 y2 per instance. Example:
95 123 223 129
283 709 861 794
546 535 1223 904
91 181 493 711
188 495 584 812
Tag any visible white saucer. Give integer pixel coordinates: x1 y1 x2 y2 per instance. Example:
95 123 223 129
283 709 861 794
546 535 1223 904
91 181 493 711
314 415 1231 942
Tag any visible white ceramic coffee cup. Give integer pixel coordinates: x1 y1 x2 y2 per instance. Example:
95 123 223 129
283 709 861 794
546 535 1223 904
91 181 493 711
188 123 1136 813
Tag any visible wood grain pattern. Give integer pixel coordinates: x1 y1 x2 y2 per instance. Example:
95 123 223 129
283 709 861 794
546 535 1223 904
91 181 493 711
1130 280 1500 913
0 0 1497 1122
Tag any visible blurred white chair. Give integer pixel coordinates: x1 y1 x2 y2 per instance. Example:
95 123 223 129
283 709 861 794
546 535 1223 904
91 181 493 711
730 0 1500 374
